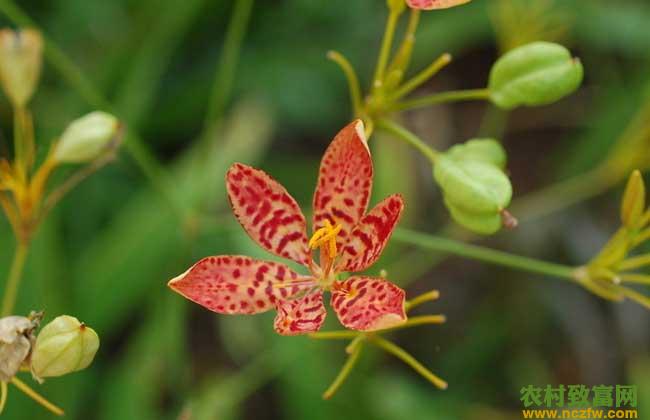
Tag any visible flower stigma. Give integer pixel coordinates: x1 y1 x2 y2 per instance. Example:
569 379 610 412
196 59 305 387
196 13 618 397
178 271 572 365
309 219 342 259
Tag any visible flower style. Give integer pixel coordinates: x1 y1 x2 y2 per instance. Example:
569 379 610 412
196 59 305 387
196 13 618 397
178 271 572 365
168 120 408 335
406 0 471 10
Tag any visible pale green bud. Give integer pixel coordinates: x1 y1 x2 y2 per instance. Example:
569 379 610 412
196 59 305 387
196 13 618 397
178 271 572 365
0 315 38 381
488 42 583 110
621 170 646 229
0 28 43 107
434 140 513 234
31 316 99 382
53 112 120 164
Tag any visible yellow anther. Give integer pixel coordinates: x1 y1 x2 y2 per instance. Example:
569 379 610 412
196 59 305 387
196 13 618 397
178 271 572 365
309 220 342 258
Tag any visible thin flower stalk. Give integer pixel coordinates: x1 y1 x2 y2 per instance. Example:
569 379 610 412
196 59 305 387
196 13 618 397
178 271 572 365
310 288 446 399
9 377 64 416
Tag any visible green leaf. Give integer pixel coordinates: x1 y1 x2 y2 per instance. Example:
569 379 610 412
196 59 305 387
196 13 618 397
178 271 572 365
488 41 583 110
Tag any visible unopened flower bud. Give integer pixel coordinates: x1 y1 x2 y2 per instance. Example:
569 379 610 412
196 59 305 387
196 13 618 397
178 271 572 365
434 139 512 234
0 315 38 381
621 170 646 229
488 41 583 110
0 28 43 107
31 316 99 382
53 112 121 164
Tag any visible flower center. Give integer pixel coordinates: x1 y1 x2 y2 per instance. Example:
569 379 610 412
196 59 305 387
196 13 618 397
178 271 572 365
308 219 342 260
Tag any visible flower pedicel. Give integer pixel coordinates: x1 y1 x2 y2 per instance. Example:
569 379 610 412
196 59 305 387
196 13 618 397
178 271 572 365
169 120 408 335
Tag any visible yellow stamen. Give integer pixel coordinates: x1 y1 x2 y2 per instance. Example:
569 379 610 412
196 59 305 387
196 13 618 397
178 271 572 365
309 220 343 259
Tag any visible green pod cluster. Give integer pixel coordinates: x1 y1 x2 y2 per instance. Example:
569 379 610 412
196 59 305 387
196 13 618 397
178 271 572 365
488 41 583 110
434 139 512 234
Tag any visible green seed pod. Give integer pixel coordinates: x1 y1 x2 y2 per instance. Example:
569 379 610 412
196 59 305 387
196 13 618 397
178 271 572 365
488 41 583 110
434 141 513 234
0 29 43 108
0 315 38 381
53 112 120 164
31 315 99 382
446 138 506 169
621 170 646 229
444 199 503 235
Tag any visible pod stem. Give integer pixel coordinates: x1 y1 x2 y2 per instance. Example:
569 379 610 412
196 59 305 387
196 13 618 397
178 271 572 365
10 377 64 416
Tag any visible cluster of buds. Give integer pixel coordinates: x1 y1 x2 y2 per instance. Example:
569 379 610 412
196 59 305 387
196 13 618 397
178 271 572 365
0 28 122 244
0 313 99 415
328 1 582 235
434 138 515 234
574 170 650 309
0 27 110 415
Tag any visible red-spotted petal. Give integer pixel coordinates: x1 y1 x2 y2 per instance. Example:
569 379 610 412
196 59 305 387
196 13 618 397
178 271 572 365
338 194 405 273
406 0 471 10
168 255 315 314
227 163 310 266
331 276 406 331
274 291 327 335
312 120 372 247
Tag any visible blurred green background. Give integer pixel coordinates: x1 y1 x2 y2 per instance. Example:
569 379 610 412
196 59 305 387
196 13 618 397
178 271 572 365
1 0 650 418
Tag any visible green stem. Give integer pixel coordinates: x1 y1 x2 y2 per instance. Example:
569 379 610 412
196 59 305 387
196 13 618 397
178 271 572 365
322 340 364 399
201 0 254 139
619 254 650 271
381 315 446 333
392 228 576 280
13 106 26 182
0 382 6 415
376 118 438 163
0 0 184 217
619 273 650 285
405 290 440 312
372 7 402 92
1 241 29 316
309 330 359 340
385 8 420 89
370 335 447 390
619 286 650 310
389 53 452 101
10 377 63 416
391 88 491 111
328 51 363 117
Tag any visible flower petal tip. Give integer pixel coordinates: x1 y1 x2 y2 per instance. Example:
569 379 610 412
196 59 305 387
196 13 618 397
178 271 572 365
407 0 471 10
364 312 407 331
331 277 407 331
353 119 368 145
167 256 311 315
226 163 310 265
